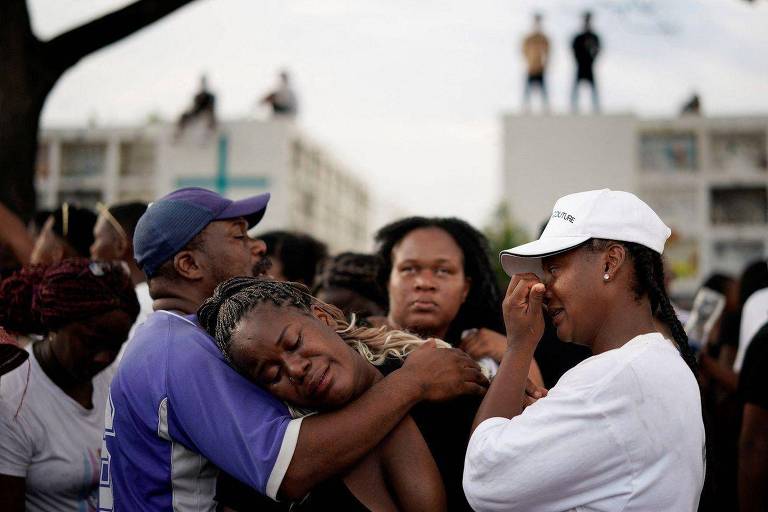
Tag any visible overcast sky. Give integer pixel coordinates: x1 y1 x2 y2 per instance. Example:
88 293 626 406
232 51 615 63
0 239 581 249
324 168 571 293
31 0 768 232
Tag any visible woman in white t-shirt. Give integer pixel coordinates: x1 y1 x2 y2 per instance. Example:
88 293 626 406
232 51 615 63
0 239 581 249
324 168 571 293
0 259 139 512
463 189 705 512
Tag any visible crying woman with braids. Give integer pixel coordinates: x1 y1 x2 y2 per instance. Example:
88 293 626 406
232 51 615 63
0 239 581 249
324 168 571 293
463 190 706 512
199 277 500 511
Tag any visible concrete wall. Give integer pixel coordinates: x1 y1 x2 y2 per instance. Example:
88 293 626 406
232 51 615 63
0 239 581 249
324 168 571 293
502 114 637 239
500 113 768 297
39 119 371 252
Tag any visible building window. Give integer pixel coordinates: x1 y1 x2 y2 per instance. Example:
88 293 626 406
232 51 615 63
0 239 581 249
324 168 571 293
61 142 106 177
710 186 768 225
639 132 698 172
710 131 767 173
639 188 697 225
712 240 765 277
120 141 155 176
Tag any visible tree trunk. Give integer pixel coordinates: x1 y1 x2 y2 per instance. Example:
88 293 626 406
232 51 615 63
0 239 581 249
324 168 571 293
0 93 46 221
0 0 198 221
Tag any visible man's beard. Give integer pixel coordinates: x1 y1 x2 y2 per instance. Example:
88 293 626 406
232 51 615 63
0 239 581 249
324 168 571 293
252 255 273 277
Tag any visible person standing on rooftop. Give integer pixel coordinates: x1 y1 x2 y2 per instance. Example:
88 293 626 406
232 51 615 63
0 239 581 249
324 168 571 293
522 13 550 114
571 11 601 113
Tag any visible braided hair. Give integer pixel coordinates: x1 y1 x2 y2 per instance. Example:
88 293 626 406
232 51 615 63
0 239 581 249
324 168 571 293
259 230 328 286
374 217 504 345
586 239 697 375
0 258 140 335
198 277 450 368
312 252 387 310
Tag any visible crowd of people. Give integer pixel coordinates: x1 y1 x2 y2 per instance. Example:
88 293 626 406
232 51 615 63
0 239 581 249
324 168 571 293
0 185 765 511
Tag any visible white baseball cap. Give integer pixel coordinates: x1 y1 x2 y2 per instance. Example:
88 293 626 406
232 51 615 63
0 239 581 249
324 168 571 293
500 189 671 278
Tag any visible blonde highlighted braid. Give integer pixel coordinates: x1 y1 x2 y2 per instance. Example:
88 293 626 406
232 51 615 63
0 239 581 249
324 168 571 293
198 277 450 367
198 277 452 419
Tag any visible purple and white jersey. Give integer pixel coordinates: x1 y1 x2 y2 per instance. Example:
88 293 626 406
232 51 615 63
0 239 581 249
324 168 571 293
99 311 301 511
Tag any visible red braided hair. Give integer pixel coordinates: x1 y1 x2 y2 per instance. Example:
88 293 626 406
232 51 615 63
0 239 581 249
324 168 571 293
0 258 139 335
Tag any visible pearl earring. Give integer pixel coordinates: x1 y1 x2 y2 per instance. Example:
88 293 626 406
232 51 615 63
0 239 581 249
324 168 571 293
603 273 610 281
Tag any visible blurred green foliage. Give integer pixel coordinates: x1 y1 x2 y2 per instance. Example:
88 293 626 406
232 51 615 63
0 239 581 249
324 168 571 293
483 202 531 291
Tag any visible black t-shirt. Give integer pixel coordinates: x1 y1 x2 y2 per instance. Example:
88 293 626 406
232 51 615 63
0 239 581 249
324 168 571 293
738 321 768 410
378 358 480 512
572 31 600 67
534 319 592 389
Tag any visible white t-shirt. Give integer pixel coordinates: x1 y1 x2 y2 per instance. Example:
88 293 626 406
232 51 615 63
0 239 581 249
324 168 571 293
734 287 768 372
130 281 153 338
116 281 153 363
464 333 705 512
0 344 115 512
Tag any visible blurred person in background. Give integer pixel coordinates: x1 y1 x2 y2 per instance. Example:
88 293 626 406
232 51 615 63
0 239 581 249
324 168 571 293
90 201 152 340
700 260 768 393
260 230 327 287
313 252 387 319
0 202 96 273
260 70 298 118
374 216 542 381
571 11 601 113
697 273 740 363
0 259 139 512
0 202 36 273
737 319 768 512
374 216 543 509
733 259 768 374
692 272 739 512
681 93 702 116
30 204 97 266
176 74 216 138
0 244 22 280
521 13 550 113
696 260 768 511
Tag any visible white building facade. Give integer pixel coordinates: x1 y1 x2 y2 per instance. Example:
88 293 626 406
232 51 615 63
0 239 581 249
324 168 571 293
502 114 768 296
36 119 370 253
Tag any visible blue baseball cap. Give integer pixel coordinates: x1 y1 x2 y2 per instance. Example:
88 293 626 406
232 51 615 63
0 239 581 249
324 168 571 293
134 187 270 277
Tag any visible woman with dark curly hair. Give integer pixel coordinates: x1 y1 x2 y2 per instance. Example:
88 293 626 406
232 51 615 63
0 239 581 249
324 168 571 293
374 216 543 383
259 230 327 286
0 259 139 512
313 252 387 318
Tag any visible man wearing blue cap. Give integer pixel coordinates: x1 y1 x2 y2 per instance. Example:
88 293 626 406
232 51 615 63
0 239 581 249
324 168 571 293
99 187 487 511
